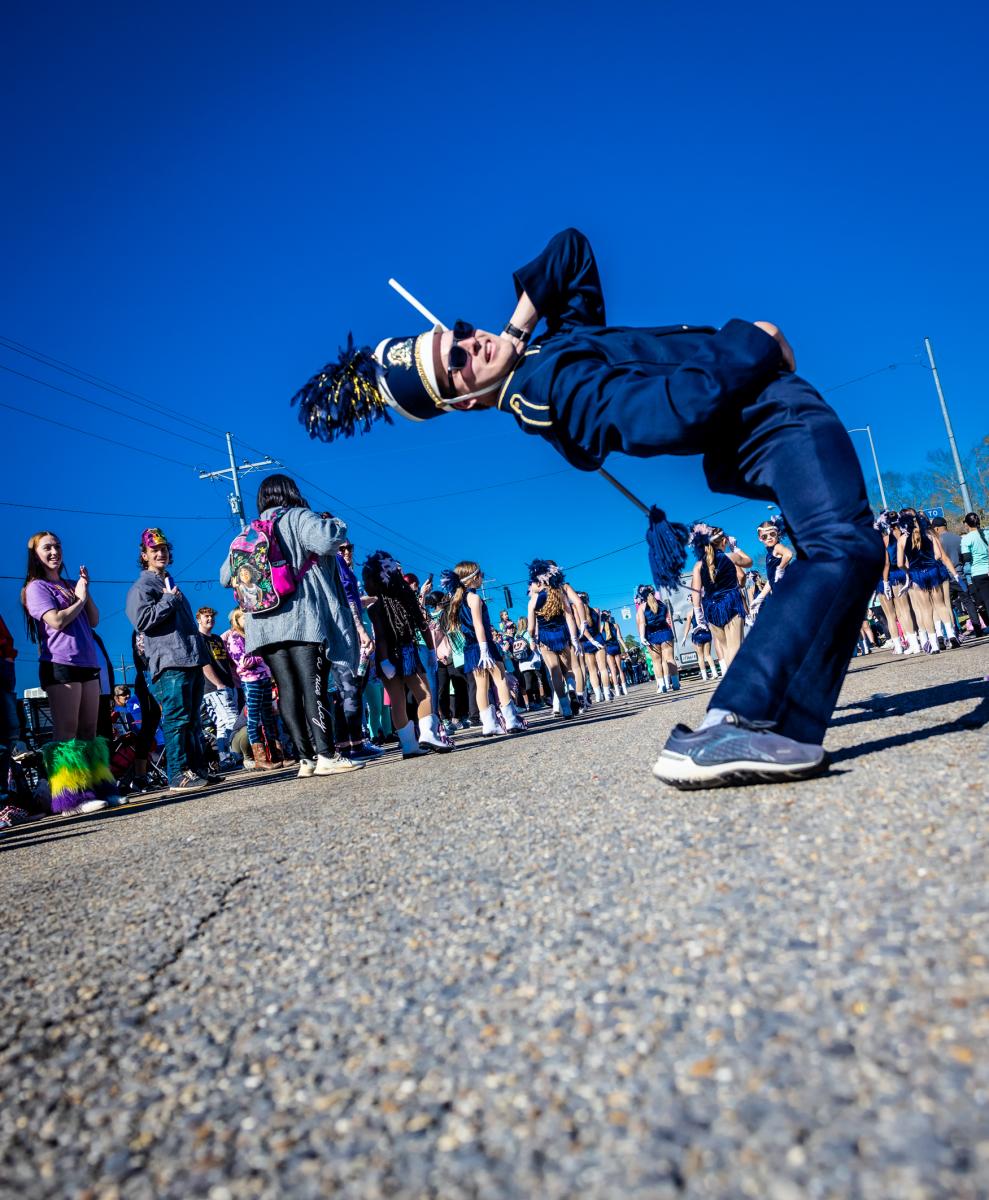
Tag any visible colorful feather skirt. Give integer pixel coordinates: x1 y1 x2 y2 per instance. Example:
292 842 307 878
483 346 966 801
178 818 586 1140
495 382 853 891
41 737 120 813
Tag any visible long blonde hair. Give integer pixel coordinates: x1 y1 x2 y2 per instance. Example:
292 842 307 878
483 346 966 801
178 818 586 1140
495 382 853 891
443 561 481 633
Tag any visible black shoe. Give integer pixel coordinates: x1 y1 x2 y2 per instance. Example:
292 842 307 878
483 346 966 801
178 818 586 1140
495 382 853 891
199 770 225 785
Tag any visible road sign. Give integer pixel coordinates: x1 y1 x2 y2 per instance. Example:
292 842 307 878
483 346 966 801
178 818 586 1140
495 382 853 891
924 507 945 521
621 607 632 621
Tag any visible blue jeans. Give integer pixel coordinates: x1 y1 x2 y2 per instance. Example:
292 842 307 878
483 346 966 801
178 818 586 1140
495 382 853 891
149 668 207 784
244 679 279 745
702 374 884 743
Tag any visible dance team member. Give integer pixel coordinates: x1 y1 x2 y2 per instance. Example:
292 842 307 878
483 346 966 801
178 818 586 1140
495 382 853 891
442 562 524 737
874 514 909 655
750 515 792 616
362 551 450 759
526 560 580 720
576 592 611 702
895 509 958 653
689 524 751 671
681 607 718 681
598 608 628 696
22 531 120 813
635 584 679 693
294 226 882 786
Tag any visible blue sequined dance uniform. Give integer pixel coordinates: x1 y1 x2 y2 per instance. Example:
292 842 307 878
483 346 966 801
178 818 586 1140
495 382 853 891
904 533 949 591
534 590 569 653
642 601 673 647
885 542 908 595
459 589 495 674
701 552 747 629
765 548 782 590
580 608 604 655
601 615 622 657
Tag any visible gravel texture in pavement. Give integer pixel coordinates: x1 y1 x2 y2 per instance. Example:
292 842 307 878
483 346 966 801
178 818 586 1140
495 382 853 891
1 641 987 1199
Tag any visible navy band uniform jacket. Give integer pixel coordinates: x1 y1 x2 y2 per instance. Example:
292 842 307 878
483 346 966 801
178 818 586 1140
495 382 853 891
495 227 786 471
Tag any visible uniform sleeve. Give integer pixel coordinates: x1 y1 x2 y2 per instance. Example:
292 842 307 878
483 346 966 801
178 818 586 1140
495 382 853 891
513 228 606 333
544 319 785 469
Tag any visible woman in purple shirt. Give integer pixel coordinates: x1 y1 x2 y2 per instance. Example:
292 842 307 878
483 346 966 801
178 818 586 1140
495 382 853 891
21 530 119 814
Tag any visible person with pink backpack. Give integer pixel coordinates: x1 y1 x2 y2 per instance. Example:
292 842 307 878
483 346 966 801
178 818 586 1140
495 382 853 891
221 474 361 778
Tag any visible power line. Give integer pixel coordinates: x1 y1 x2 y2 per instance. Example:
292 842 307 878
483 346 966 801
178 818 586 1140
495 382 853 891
0 501 227 520
0 398 197 469
0 334 228 443
0 362 221 454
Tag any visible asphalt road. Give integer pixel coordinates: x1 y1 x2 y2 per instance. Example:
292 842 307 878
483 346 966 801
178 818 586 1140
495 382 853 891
2 643 987 1199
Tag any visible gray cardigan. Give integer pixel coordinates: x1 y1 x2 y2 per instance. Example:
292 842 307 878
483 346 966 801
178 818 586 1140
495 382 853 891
220 507 357 667
125 570 210 681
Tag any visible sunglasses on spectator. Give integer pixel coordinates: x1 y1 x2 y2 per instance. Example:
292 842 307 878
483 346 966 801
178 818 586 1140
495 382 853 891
758 531 779 541
447 320 476 375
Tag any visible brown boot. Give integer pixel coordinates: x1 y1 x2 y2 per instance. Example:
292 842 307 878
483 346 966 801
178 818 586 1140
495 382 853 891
272 741 297 768
252 743 278 771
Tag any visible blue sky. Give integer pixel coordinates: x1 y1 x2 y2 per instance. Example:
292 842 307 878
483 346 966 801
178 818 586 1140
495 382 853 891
3 0 986 676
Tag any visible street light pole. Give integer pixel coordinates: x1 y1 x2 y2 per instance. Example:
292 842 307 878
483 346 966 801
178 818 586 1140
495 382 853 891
848 426 888 510
199 433 279 530
924 337 973 514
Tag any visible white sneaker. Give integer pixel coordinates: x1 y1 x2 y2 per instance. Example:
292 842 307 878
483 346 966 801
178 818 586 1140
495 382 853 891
78 798 109 814
314 754 364 775
297 758 316 778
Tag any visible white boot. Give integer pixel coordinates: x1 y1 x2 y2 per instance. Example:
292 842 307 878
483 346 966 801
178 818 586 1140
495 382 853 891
924 629 940 653
657 680 668 694
904 632 921 655
552 691 561 714
479 705 500 737
592 686 603 703
602 685 612 702
499 701 524 732
620 679 628 695
418 713 453 753
397 724 428 759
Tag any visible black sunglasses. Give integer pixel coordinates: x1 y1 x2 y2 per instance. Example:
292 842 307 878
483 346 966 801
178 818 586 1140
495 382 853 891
446 320 476 376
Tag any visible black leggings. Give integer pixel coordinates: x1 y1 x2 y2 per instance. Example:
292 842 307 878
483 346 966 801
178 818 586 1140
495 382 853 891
261 641 334 761
133 671 163 759
969 574 989 625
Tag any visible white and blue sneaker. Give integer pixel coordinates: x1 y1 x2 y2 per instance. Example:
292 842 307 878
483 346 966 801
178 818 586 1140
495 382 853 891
652 712 828 790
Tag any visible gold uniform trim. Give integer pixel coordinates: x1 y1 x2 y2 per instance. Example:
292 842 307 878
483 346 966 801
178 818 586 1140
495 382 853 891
507 393 553 427
413 333 446 409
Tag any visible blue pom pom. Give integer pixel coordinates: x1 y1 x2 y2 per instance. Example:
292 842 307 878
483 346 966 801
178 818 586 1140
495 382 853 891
647 507 689 591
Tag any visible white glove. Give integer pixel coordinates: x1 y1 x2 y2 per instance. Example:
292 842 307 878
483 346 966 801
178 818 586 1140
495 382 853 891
589 637 604 650
477 642 496 671
379 658 397 679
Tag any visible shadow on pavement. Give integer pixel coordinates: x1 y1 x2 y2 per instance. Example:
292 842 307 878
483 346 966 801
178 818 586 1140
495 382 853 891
831 677 987 728
829 689 989 764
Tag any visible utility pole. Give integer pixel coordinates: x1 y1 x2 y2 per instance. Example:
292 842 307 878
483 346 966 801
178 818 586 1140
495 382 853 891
848 426 888 510
924 338 973 514
199 433 279 529
118 654 130 686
